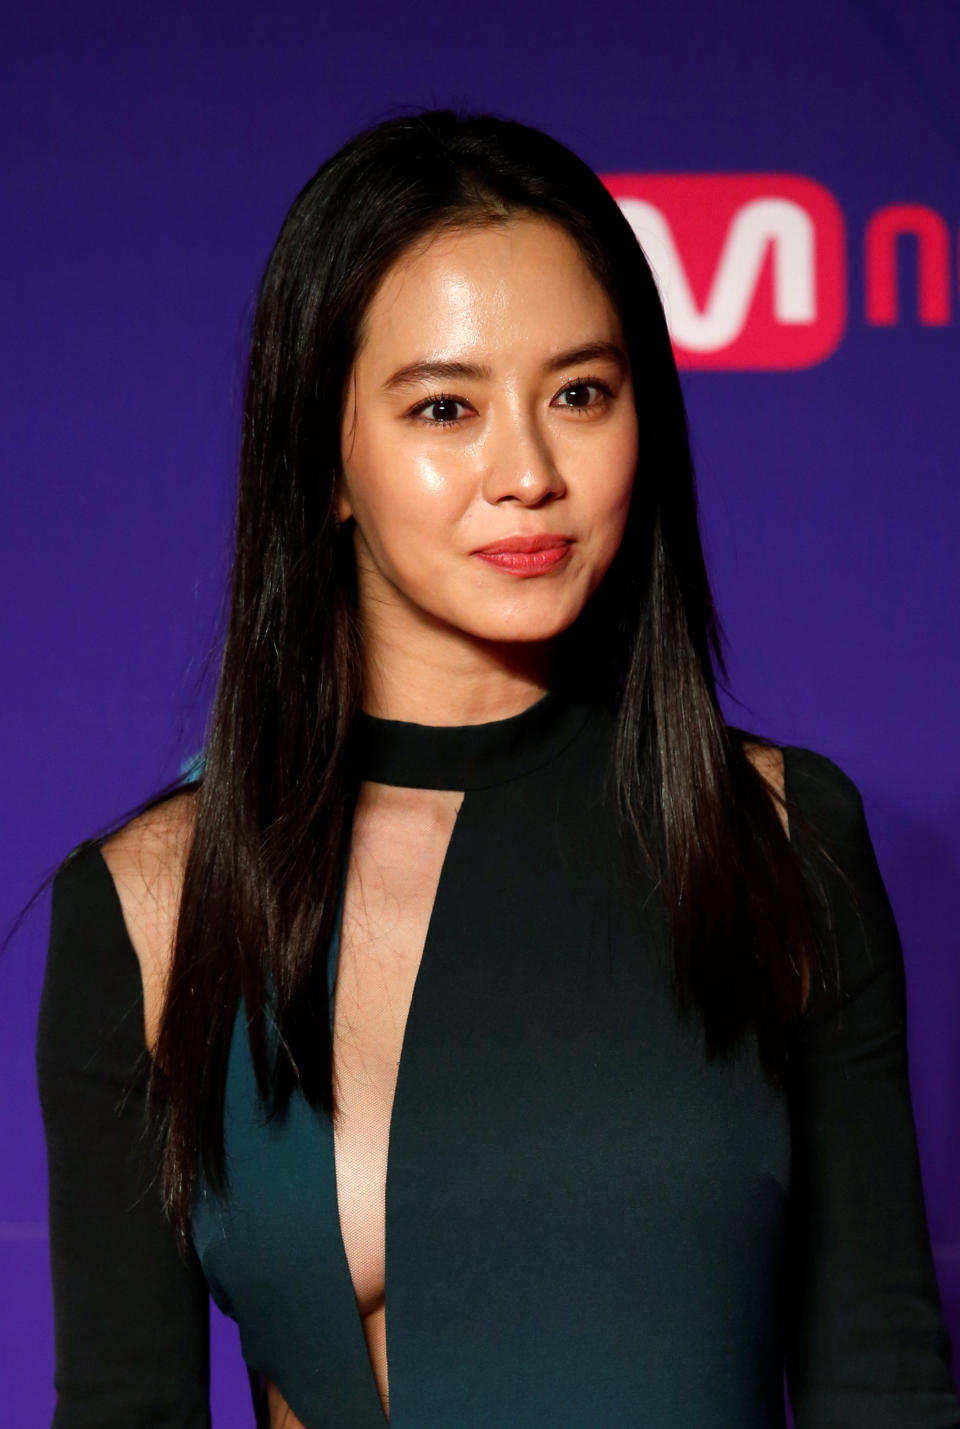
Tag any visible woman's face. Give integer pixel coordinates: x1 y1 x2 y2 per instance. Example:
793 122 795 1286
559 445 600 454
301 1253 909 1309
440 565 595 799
338 214 639 665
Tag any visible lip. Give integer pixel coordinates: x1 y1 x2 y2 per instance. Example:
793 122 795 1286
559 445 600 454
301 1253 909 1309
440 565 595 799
472 540 573 577
472 534 573 554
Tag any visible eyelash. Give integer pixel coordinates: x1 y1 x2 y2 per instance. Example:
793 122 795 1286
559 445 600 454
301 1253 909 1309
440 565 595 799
407 374 615 428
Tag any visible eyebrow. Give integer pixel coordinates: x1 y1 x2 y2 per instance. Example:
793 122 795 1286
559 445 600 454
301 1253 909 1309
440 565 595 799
380 340 629 394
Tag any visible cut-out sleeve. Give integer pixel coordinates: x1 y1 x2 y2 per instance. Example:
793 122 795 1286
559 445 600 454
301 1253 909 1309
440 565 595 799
35 841 212 1428
781 746 960 1425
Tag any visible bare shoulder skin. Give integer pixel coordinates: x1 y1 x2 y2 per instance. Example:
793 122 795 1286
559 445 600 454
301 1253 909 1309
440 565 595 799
99 790 197 1056
744 742 788 837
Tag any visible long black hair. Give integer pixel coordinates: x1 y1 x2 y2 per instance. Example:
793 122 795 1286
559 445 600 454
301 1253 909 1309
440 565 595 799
53 106 843 1245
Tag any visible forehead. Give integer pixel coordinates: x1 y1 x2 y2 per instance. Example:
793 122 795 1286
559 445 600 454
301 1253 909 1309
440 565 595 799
355 215 619 365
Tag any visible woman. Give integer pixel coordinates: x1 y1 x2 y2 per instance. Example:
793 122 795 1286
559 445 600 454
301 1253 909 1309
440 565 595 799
36 108 960 1428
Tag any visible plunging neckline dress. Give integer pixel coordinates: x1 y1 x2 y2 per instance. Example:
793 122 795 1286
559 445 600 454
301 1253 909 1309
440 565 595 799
37 686 960 1427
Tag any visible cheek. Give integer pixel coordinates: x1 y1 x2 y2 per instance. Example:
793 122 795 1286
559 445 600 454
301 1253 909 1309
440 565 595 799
351 439 470 567
582 430 638 544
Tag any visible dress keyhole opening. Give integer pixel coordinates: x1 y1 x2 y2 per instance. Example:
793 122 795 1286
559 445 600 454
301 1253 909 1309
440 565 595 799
329 782 465 1424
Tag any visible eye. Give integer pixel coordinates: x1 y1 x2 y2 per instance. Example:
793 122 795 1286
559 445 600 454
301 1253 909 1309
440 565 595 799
553 376 614 414
408 392 472 427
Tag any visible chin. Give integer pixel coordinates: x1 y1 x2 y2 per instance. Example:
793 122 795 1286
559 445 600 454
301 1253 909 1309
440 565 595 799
421 581 591 645
463 608 583 645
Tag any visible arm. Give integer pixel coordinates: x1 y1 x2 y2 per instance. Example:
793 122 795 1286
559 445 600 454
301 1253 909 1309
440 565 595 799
36 841 212 1428
781 746 960 1426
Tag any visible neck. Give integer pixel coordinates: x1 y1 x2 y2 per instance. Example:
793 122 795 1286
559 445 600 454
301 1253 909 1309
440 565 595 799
359 641 561 727
350 681 604 791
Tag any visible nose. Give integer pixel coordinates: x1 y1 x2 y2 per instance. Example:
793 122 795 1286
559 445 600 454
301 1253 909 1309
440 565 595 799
481 408 566 507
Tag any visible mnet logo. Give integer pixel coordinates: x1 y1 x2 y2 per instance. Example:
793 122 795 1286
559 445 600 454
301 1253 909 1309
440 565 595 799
602 174 846 370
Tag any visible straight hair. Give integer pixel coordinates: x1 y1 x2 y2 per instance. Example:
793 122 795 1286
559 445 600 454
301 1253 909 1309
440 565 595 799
55 107 845 1246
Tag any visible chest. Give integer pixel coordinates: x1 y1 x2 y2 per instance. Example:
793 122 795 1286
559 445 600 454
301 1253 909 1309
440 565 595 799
330 784 463 1318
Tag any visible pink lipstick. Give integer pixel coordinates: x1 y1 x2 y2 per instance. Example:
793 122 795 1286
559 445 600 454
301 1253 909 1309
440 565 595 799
472 534 573 577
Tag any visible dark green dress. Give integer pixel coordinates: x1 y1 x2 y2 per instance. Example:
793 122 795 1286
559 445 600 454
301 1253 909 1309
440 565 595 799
37 688 960 1426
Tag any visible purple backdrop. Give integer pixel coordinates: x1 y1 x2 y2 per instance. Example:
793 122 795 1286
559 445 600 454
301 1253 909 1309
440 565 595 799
3 2 958 1422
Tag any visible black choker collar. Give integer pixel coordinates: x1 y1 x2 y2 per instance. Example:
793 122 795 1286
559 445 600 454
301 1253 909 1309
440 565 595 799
351 686 601 791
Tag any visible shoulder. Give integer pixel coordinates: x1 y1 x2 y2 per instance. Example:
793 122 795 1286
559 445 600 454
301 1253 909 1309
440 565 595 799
779 743 867 850
741 742 901 1016
99 789 196 924
741 738 788 835
39 791 197 1077
775 747 910 1020
734 731 867 846
50 791 195 941
97 790 198 1052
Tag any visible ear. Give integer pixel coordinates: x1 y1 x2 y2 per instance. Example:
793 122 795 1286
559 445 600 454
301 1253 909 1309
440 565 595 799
335 478 354 525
